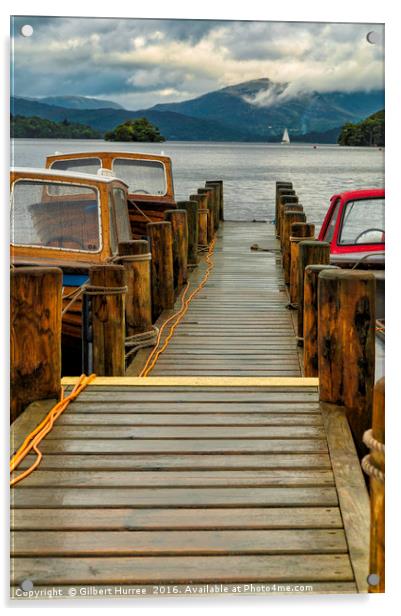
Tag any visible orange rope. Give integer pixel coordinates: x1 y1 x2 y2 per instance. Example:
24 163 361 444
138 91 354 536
140 237 216 377
10 373 96 486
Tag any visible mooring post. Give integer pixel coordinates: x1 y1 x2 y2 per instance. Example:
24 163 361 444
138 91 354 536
208 179 224 221
282 210 307 283
177 200 199 268
318 269 376 449
277 195 299 241
303 264 340 377
10 266 62 423
117 240 152 336
297 240 330 342
279 203 303 245
365 377 385 593
197 188 214 241
205 181 221 230
275 184 294 233
164 209 189 290
147 221 175 321
289 223 316 305
89 264 126 376
276 188 298 238
190 193 208 248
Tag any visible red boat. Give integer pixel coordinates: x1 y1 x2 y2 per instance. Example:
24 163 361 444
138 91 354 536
318 188 385 267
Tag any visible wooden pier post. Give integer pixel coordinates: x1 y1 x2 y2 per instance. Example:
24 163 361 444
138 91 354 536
297 240 330 342
147 221 175 321
279 203 303 245
207 179 224 221
164 209 189 289
177 200 199 267
318 269 376 448
117 240 152 336
278 196 299 241
282 210 307 283
289 223 315 305
190 193 209 248
303 264 340 377
89 264 126 376
197 188 214 242
11 266 62 423
365 377 385 593
205 181 221 229
275 184 294 231
276 190 297 237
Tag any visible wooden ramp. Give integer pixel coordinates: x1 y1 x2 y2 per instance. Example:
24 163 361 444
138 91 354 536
150 222 301 377
11 378 369 596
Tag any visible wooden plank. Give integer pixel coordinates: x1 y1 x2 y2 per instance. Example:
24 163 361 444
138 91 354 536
16 452 332 471
49 413 324 426
11 554 354 585
62 377 319 387
12 529 348 556
44 425 326 439
34 438 329 454
60 402 322 413
320 402 370 593
11 506 343 530
13 469 335 488
11 486 338 508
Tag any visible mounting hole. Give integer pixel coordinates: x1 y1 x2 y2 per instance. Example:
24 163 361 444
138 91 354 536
20 579 34 591
367 573 380 586
20 24 33 37
366 31 379 45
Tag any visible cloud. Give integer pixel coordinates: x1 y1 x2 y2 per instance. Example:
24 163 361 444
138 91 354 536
10 17 384 109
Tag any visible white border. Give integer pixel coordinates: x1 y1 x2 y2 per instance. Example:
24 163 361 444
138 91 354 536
2 2 400 614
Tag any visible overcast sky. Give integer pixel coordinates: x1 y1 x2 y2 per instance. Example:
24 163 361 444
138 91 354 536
11 17 384 109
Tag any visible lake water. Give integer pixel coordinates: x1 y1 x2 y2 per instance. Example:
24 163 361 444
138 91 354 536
11 139 384 230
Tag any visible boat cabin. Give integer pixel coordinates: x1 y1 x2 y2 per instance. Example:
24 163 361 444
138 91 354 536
45 151 176 238
10 167 131 269
10 167 134 363
318 188 385 267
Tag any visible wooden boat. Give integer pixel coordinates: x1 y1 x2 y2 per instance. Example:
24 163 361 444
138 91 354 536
10 167 133 366
45 151 176 238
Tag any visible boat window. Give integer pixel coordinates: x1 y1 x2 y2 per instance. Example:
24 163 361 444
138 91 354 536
323 198 340 242
112 188 132 243
11 179 101 252
112 158 166 196
339 198 385 245
50 157 101 175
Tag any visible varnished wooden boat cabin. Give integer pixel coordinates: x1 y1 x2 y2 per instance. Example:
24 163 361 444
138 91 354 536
10 167 133 367
45 151 176 238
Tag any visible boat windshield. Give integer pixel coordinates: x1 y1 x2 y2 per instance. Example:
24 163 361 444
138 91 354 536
339 197 385 245
50 157 101 175
112 158 167 196
11 179 101 252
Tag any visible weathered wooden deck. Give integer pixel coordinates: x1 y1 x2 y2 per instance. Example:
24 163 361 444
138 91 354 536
10 222 369 597
150 222 301 376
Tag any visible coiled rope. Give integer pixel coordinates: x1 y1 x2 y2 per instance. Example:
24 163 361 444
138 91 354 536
361 428 385 483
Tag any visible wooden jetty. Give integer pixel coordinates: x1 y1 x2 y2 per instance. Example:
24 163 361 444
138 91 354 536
10 179 383 597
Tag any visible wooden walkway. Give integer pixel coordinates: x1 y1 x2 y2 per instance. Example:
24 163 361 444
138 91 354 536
10 221 370 597
151 222 301 377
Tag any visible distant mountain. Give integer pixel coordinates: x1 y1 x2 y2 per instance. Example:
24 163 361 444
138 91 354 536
23 95 125 110
11 97 256 141
11 78 385 141
150 78 384 138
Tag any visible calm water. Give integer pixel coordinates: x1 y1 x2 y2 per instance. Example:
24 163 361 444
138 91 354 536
11 139 384 230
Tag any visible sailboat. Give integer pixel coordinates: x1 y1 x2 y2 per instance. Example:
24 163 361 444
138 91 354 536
281 128 290 144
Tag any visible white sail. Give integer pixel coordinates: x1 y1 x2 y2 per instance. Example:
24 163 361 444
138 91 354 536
281 128 290 144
